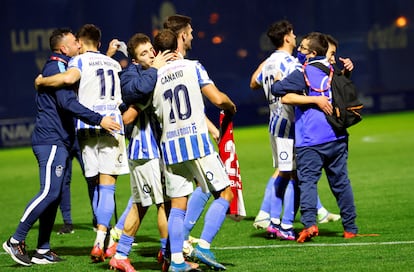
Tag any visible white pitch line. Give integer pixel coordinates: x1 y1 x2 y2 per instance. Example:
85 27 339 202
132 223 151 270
213 240 414 250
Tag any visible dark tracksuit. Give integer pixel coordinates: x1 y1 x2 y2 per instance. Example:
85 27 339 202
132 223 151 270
271 56 358 234
12 53 103 250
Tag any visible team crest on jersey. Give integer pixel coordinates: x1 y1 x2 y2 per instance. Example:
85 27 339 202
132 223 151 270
55 165 64 177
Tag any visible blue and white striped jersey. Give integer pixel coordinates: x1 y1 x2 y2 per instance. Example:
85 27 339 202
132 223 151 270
127 109 160 160
152 59 215 165
255 50 301 139
68 51 124 135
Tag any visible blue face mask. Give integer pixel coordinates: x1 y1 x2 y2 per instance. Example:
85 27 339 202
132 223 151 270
297 52 307 64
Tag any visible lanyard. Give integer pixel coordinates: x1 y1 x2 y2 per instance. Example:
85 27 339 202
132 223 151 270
303 62 333 92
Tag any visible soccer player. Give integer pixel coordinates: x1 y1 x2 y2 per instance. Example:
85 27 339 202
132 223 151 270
152 29 236 271
163 14 218 255
3 28 120 266
250 22 342 238
34 24 130 261
271 32 358 242
107 33 174 272
249 20 301 240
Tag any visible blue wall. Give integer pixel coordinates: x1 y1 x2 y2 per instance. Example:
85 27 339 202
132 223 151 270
1 0 413 146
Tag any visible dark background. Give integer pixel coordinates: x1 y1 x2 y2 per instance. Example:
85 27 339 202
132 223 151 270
1 0 412 146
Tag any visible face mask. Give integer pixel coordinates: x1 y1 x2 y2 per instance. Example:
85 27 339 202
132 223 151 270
297 52 307 64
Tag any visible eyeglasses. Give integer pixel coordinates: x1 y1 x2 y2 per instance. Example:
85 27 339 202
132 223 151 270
298 44 311 52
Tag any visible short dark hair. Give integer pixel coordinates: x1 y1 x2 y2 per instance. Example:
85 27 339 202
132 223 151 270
326 34 338 48
127 33 151 59
76 24 101 48
267 20 293 48
163 14 192 34
304 32 328 56
153 29 177 53
49 28 72 51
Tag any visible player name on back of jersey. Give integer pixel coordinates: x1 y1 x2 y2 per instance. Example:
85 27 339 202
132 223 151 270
160 70 183 84
88 56 119 69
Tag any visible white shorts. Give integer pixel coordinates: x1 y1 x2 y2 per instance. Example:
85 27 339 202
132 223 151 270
129 158 166 207
270 135 296 171
79 133 129 177
164 152 230 198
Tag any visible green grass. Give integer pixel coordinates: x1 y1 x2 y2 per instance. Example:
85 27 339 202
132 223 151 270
1 111 414 271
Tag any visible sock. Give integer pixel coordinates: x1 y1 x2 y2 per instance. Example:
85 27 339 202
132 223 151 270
281 180 296 228
37 248 49 254
116 233 134 257
96 184 116 227
116 197 133 230
94 230 106 247
200 197 229 245
259 176 276 214
317 196 323 210
168 208 185 263
92 185 99 218
184 187 211 240
160 238 167 255
269 175 290 221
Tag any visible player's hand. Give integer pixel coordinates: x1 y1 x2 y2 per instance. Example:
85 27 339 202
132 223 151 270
151 50 176 69
314 96 333 115
106 39 120 57
34 74 43 90
100 116 121 132
122 105 140 125
339 57 354 72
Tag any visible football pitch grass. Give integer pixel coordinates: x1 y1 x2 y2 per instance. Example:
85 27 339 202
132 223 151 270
1 111 413 271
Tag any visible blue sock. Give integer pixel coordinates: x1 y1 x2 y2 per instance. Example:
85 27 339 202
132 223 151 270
270 176 289 220
168 208 185 254
92 185 99 217
200 197 229 243
184 187 211 240
116 233 134 257
281 180 296 226
259 176 275 213
96 184 116 228
160 238 167 255
316 195 323 210
116 197 133 230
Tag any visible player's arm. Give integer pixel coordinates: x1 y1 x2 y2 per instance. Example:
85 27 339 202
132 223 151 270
56 89 121 132
281 93 333 115
206 117 220 143
250 61 265 90
35 67 81 90
122 105 140 125
201 84 237 115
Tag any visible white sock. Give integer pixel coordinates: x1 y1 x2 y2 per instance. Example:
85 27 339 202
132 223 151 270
270 218 281 225
171 253 185 264
198 239 210 249
94 230 107 247
256 210 270 219
37 248 49 254
318 207 329 216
